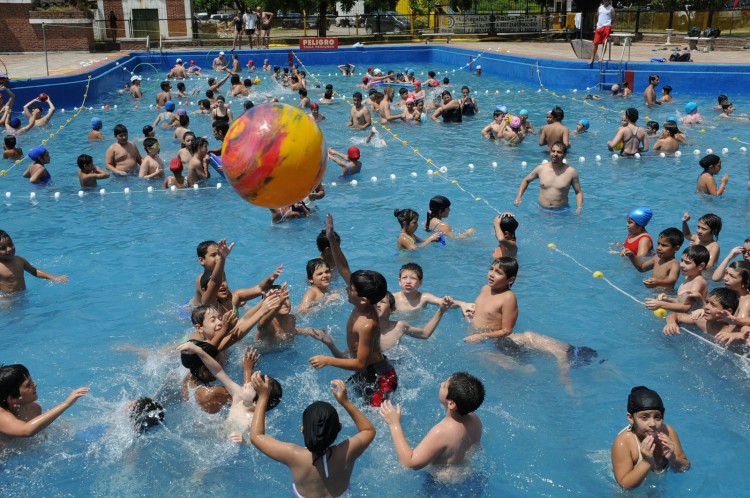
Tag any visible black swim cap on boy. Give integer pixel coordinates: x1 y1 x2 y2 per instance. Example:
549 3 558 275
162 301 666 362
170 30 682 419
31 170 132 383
627 386 665 415
302 401 341 454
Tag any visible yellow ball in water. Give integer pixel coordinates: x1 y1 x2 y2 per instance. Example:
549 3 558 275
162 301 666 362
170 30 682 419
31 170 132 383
592 271 604 278
654 308 667 318
254 77 261 85
222 103 326 208
547 243 557 249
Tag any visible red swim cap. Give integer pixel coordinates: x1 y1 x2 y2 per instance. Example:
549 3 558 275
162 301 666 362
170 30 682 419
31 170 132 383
347 146 360 160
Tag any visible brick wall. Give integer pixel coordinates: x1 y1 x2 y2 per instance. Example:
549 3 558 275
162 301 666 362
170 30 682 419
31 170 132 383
102 0 125 40
0 3 94 52
166 0 188 37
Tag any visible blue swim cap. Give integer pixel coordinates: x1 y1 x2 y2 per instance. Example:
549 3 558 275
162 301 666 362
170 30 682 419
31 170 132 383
408 69 415 75
685 102 698 114
495 105 508 113
90 117 102 130
165 101 175 111
666 116 677 123
579 119 590 130
28 146 47 161
519 109 528 116
9 116 21 129
628 207 653 227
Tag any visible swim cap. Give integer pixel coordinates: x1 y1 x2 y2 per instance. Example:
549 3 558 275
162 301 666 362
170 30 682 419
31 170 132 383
611 84 620 92
519 109 528 116
248 59 254 64
413 80 422 86
169 157 183 173
130 75 142 82
579 119 590 130
176 58 182 64
310 103 319 109
219 51 225 56
302 401 341 454
699 153 721 169
406 97 415 104
9 117 21 129
476 65 482 69
510 116 521 128
628 207 653 227
91 117 103 129
666 116 677 124
28 146 47 161
362 76 369 83
495 105 508 113
373 68 382 75
190 60 195 65
408 69 415 75
627 386 665 414
685 102 698 114
367 66 373 72
165 101 175 111
347 146 361 160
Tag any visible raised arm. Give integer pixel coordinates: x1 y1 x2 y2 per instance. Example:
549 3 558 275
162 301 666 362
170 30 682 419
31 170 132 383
712 246 744 282
40 97 55 125
404 297 450 339
379 400 444 470
325 213 352 285
250 372 299 464
331 380 376 463
201 239 234 305
232 264 283 305
0 387 89 438
681 212 692 240
176 341 242 397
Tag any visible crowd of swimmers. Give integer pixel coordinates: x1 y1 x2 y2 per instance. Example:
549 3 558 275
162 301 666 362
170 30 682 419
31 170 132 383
3 56 750 494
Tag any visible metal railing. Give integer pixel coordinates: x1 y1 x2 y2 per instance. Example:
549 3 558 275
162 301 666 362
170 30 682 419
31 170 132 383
613 8 750 36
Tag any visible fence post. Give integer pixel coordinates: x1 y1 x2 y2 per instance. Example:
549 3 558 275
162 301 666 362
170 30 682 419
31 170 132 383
668 11 673 30
42 23 49 77
707 7 714 29
634 7 640 34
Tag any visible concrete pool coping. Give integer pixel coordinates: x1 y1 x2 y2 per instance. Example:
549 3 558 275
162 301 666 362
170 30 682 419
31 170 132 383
2 39 750 81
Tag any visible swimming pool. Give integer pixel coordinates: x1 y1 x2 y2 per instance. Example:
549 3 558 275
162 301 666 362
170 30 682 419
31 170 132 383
2 47 750 496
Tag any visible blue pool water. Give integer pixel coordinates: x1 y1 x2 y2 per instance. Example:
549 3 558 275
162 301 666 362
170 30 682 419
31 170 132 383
2 49 750 497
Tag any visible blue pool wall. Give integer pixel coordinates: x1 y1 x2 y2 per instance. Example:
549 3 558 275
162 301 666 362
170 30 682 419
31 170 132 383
8 45 748 109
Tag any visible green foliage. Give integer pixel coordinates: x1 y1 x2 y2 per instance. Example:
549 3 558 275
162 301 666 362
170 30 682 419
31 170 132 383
364 0 398 12
194 0 228 14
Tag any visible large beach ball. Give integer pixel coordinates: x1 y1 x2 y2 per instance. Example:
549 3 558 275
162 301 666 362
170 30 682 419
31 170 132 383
222 103 326 208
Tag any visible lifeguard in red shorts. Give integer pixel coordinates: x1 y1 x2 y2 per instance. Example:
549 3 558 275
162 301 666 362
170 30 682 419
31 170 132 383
589 0 616 65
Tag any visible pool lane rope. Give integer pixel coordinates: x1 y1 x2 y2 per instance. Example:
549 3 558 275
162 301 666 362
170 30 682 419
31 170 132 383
0 75 92 178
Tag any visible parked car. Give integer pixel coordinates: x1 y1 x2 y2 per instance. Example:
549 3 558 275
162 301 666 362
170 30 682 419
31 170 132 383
209 13 233 23
360 11 411 34
336 15 357 27
195 12 210 22
280 13 331 29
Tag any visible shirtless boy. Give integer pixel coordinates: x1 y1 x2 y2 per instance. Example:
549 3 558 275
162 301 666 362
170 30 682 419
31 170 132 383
308 214 396 407
77 153 110 188
0 364 88 447
0 230 68 294
623 227 684 289
177 342 282 443
377 291 452 352
139 137 165 179
347 92 372 130
393 262 456 312
105 124 142 176
129 75 142 98
514 142 584 214
538 107 570 151
255 284 328 347
662 287 739 337
298 258 336 313
379 372 484 483
645 245 709 313
462 257 519 342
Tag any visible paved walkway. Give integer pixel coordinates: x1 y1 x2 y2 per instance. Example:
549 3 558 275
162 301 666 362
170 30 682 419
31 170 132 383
1 38 748 80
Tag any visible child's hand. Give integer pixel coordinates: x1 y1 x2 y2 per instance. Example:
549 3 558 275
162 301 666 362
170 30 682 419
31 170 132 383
655 432 676 462
330 379 348 404
428 232 442 243
222 308 238 327
177 341 199 353
309 355 329 369
217 239 235 259
65 387 90 406
52 274 69 283
644 298 663 311
662 320 681 336
729 246 746 258
310 328 333 345
682 212 691 223
325 213 335 238
439 296 454 311
464 228 477 236
720 173 729 185
250 371 270 396
243 347 260 371
620 248 634 258
228 431 245 444
268 264 283 283
715 329 743 345
460 302 475 320
639 434 656 464
464 333 487 343
643 277 658 288
260 291 282 314
379 400 402 425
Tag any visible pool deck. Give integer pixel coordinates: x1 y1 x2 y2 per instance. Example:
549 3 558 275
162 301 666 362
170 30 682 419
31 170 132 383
2 39 749 80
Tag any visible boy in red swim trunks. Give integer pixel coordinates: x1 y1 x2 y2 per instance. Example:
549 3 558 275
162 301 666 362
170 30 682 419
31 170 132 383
589 0 615 66
309 214 397 407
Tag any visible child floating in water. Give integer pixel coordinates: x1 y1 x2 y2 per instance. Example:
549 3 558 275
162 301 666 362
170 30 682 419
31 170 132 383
379 372 484 483
395 208 442 250
611 386 690 489
696 154 728 196
575 119 590 134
